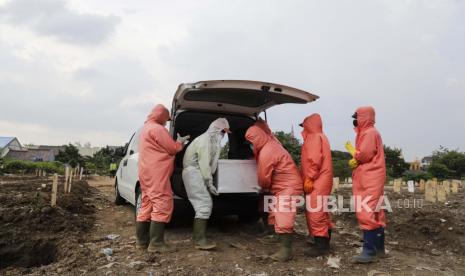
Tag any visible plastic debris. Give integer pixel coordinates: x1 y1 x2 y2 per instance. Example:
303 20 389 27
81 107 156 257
102 248 113 256
367 270 390 276
326 256 341 269
106 234 120 240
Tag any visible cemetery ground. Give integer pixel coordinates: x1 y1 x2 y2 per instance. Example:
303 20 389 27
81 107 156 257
0 175 464 275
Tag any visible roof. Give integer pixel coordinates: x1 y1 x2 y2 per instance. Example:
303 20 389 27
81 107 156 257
5 148 55 162
422 156 433 162
0 137 16 148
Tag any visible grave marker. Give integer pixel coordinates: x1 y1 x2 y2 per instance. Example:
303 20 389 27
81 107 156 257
437 183 447 202
425 180 437 203
51 173 58 207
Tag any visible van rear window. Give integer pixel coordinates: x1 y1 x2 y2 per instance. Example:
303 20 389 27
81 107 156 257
184 88 307 107
184 88 270 107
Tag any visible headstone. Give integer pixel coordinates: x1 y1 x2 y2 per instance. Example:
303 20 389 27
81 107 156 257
393 179 402 194
437 183 447 202
419 179 426 192
407 181 415 193
443 180 451 195
451 180 459 194
425 180 437 203
332 177 340 193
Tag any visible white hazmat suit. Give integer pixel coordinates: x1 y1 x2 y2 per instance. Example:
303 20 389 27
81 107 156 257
182 118 230 219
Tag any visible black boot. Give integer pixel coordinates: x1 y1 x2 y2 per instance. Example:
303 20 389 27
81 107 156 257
135 221 150 249
351 230 377 263
304 235 330 257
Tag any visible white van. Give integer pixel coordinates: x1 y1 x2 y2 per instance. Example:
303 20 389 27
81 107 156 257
115 80 318 221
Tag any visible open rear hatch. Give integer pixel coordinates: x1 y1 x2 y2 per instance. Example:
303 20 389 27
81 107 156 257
172 80 319 116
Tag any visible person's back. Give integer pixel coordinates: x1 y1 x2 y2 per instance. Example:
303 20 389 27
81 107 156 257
136 104 186 254
139 120 178 176
258 139 302 193
183 132 209 170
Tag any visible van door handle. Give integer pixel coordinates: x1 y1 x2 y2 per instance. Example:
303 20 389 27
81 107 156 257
123 160 128 166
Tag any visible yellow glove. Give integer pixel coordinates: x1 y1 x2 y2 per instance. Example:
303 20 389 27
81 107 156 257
345 141 356 157
349 158 358 169
304 178 314 194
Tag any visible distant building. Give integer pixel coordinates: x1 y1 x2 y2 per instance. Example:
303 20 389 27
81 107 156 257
1 137 65 162
421 156 433 169
409 159 421 171
0 137 23 158
5 148 56 162
77 145 101 157
35 145 64 157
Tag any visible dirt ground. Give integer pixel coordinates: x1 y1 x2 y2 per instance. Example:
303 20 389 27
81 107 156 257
1 175 464 275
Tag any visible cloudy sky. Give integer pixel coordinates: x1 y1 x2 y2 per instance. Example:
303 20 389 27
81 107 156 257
0 0 464 160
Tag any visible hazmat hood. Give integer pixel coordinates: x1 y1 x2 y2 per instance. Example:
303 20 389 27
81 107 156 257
172 80 319 116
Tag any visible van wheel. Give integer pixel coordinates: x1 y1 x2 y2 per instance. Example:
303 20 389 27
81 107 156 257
135 186 142 219
114 180 125 205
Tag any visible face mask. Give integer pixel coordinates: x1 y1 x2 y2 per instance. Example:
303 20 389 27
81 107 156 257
352 112 358 127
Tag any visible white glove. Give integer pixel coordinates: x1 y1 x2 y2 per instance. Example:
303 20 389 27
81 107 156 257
176 133 190 145
206 179 219 196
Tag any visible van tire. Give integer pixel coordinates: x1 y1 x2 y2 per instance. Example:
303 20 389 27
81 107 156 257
114 180 126 205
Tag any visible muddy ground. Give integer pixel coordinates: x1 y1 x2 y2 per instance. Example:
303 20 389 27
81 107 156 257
0 175 464 275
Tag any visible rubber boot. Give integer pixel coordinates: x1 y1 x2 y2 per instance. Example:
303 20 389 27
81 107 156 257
308 228 331 246
193 218 216 250
304 236 330 257
270 233 292 262
375 227 388 258
147 221 176 253
259 227 280 245
135 221 150 249
351 230 377 263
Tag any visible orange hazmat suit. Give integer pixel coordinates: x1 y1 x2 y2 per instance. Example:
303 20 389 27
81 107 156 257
246 125 303 234
301 113 334 238
137 104 183 223
352 106 387 230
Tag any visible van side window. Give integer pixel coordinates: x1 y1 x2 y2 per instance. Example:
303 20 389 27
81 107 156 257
128 129 141 154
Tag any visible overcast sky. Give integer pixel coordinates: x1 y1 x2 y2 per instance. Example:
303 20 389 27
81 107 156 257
1 0 464 160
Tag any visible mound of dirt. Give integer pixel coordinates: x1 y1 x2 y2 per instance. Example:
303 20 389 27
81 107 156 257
0 176 95 271
388 192 465 254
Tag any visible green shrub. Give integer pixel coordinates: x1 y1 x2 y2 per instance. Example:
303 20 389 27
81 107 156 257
3 160 64 174
36 161 64 174
403 170 432 182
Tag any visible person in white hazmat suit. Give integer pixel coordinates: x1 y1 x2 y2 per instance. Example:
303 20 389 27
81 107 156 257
182 118 231 250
